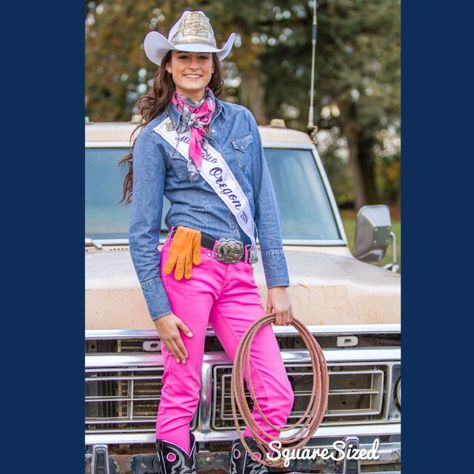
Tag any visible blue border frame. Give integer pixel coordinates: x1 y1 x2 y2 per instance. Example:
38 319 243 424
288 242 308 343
2 0 472 472
402 1 472 473
2 1 85 471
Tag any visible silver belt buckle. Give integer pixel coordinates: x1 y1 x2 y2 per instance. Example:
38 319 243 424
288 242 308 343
214 238 244 263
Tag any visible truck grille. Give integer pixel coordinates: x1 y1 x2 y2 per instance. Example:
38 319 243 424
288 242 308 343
85 366 198 434
86 361 390 435
212 363 387 430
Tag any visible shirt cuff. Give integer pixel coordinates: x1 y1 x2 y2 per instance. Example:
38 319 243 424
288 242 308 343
141 277 172 320
260 248 290 288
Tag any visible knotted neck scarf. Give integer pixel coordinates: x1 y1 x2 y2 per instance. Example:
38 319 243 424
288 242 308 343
171 87 216 179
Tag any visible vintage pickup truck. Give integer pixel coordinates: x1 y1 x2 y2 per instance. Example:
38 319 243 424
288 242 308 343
85 118 401 474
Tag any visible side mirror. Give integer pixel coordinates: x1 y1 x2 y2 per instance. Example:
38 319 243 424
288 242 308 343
354 205 391 263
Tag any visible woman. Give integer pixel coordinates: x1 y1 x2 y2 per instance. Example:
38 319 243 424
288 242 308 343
121 11 294 474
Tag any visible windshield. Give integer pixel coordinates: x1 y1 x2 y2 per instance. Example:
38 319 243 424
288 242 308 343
85 147 341 241
265 148 341 240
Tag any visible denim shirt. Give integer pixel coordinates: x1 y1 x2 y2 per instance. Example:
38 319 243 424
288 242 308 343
129 97 289 320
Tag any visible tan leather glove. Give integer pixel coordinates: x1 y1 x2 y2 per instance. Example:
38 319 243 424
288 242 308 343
163 226 202 280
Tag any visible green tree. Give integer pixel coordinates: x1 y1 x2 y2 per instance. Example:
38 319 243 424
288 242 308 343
259 0 400 208
85 0 400 208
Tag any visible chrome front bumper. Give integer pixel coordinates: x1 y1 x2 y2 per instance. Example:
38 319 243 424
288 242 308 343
85 428 400 473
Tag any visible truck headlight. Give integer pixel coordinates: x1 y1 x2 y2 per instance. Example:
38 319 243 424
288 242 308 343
395 377 401 408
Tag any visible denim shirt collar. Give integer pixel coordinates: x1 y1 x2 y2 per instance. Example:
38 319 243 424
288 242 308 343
166 95 225 131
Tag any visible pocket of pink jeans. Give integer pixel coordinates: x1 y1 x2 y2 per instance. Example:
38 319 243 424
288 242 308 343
160 244 207 282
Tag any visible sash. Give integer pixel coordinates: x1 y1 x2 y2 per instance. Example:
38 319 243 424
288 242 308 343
153 119 259 263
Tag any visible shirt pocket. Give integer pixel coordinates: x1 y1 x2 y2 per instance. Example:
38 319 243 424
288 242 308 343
168 154 190 182
231 133 253 170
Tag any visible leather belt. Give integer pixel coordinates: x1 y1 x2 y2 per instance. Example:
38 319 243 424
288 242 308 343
169 227 251 264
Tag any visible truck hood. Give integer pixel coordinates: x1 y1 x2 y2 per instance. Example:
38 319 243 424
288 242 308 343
85 248 400 330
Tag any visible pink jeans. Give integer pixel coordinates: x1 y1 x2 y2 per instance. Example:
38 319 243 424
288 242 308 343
156 228 294 456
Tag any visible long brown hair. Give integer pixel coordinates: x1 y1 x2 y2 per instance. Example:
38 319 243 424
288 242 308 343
119 51 224 204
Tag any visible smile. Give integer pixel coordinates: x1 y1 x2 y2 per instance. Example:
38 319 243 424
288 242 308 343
183 75 202 79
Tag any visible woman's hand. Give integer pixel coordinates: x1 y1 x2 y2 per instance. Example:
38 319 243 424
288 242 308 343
153 313 193 363
266 287 294 326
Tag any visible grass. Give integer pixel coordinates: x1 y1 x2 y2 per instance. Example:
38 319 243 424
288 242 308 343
340 210 401 272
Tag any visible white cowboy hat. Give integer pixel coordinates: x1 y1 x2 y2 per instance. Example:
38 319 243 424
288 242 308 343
144 10 236 66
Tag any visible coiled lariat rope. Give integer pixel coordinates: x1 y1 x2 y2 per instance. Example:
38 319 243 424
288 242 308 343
230 314 329 468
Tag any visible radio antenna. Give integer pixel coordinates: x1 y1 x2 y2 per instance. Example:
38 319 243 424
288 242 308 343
307 0 318 132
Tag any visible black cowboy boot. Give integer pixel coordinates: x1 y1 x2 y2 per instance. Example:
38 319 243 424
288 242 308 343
154 431 198 474
230 436 268 474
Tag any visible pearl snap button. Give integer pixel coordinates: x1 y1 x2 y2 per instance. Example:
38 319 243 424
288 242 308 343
207 253 211 257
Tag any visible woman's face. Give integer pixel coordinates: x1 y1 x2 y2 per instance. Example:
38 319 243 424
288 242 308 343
166 50 214 101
